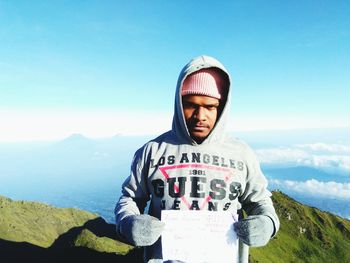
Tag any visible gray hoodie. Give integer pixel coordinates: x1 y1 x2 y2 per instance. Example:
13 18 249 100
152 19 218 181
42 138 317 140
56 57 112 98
115 55 279 262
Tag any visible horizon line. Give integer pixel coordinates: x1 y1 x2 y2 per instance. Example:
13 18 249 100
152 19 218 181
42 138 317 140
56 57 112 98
1 126 349 144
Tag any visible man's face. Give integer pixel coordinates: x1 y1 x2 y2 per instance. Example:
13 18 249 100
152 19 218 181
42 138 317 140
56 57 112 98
182 95 220 143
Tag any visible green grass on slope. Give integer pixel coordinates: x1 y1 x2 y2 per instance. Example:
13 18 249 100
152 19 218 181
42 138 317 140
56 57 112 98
0 195 136 260
249 191 350 263
0 195 98 247
74 229 133 255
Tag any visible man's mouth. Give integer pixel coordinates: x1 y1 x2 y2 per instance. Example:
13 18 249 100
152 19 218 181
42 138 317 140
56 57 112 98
191 124 209 132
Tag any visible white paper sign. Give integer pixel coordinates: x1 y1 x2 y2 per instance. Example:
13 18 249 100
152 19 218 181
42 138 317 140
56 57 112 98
161 210 238 263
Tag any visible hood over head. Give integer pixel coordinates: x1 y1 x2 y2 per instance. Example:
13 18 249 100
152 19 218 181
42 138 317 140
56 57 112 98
172 55 231 145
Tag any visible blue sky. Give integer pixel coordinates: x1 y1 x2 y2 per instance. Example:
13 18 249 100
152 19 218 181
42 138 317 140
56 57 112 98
0 0 349 141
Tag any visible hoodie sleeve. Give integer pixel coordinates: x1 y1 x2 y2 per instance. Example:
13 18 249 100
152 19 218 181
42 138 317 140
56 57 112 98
114 146 151 235
238 145 280 237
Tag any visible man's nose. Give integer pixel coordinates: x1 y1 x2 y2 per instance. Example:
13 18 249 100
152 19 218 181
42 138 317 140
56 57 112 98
194 107 206 120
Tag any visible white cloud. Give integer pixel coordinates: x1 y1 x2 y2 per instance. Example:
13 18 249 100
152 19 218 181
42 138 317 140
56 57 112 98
256 144 350 175
296 143 350 154
256 148 309 164
301 155 350 175
270 179 350 199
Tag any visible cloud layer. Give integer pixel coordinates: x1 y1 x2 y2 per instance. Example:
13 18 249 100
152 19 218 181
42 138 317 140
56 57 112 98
256 143 350 175
269 178 350 199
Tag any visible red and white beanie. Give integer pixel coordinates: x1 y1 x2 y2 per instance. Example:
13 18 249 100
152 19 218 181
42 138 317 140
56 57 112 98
181 68 224 100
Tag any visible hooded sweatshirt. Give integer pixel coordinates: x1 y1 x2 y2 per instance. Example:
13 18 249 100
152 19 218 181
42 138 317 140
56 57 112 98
115 55 280 263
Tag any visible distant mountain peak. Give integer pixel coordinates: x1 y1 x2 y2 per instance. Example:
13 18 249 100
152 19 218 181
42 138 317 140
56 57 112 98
49 133 96 151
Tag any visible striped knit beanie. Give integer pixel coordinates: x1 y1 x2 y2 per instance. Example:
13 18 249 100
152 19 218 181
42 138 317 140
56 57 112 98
181 68 224 100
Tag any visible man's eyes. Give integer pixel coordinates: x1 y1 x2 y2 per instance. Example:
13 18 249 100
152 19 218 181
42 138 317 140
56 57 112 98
209 105 218 109
183 102 219 110
206 105 219 110
183 103 196 109
184 105 218 110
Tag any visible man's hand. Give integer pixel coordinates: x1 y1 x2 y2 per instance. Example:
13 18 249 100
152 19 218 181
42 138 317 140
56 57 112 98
234 215 274 247
119 214 165 246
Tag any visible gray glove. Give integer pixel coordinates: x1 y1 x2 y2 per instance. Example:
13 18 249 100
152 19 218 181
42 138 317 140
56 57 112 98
119 214 165 246
234 215 274 247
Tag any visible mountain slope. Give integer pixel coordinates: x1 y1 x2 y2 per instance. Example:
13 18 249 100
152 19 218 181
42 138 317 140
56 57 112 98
0 195 140 263
1 192 350 262
0 195 98 247
249 191 350 262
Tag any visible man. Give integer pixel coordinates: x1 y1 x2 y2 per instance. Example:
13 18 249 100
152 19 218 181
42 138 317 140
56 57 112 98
115 55 280 263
